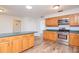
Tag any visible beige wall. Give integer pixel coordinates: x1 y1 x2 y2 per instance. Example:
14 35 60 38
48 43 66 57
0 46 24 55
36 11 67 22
0 15 21 33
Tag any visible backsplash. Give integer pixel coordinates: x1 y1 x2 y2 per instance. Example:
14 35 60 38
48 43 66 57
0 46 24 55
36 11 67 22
70 27 79 31
46 27 79 31
46 27 59 30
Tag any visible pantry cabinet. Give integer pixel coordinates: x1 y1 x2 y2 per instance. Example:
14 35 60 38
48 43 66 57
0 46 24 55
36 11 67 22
69 33 79 46
43 31 58 42
45 17 58 27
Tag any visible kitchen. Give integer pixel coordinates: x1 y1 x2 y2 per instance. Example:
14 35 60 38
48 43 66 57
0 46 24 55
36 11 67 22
0 5 79 53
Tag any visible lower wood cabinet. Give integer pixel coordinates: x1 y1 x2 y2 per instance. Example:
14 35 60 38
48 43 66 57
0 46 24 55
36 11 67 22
22 34 34 51
22 35 29 51
0 42 9 53
12 36 22 53
0 37 11 53
69 33 79 46
0 33 34 53
43 31 58 42
28 34 34 48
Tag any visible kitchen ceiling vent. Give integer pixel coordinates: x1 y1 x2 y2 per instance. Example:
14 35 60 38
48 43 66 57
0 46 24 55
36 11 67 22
58 10 63 12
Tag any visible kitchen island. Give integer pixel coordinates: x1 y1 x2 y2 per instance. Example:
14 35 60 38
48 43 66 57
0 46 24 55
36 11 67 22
0 31 36 53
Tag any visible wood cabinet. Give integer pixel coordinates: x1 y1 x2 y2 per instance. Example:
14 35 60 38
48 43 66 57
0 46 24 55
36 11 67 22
58 15 70 19
45 13 79 27
69 33 79 46
69 14 79 26
45 17 58 27
0 37 11 53
21 34 34 51
0 40 9 53
43 31 58 42
0 42 9 53
0 33 35 53
12 36 22 53
28 34 34 48
22 35 29 51
58 13 79 26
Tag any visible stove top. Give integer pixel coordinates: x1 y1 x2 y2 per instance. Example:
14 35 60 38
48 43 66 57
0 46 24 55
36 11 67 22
59 30 70 32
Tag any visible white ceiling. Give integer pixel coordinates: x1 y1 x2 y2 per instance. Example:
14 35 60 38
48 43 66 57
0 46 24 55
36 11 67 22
0 5 79 18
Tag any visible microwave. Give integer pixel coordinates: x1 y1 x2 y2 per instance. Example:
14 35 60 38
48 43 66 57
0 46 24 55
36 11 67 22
58 18 69 25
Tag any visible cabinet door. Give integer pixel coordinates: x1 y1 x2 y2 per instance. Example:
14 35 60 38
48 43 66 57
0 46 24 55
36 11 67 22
70 14 79 26
22 35 29 51
52 32 58 41
12 36 22 53
43 31 50 40
28 34 34 48
75 13 79 26
0 37 11 53
0 42 9 53
58 15 70 19
43 31 57 42
22 34 34 51
49 32 57 41
69 33 79 46
45 17 58 27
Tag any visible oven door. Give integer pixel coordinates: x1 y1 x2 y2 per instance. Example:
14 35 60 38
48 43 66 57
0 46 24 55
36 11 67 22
58 34 67 39
58 32 69 45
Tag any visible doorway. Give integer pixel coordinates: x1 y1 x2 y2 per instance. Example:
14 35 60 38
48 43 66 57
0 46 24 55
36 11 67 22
13 20 21 33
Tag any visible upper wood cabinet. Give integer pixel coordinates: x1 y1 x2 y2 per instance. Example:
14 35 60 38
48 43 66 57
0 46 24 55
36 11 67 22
69 13 79 26
58 15 70 20
58 13 79 26
45 13 79 27
45 17 58 27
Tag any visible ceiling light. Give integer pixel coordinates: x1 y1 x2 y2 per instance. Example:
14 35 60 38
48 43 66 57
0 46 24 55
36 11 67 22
0 7 7 13
26 5 32 9
52 5 60 9
0 9 3 12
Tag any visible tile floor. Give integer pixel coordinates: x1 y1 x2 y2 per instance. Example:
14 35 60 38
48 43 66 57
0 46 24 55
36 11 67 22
23 37 79 53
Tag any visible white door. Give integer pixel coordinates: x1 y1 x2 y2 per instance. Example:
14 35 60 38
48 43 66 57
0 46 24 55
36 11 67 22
13 20 21 32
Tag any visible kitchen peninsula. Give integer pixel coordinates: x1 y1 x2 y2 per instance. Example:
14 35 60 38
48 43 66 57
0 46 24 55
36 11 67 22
0 31 36 53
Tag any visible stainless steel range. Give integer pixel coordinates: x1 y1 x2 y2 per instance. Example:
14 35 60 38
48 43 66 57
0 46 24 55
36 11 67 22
58 30 69 45
58 18 70 45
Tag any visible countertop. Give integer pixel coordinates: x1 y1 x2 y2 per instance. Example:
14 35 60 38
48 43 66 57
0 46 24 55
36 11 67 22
0 31 37 38
45 30 79 34
45 30 58 32
70 30 79 34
